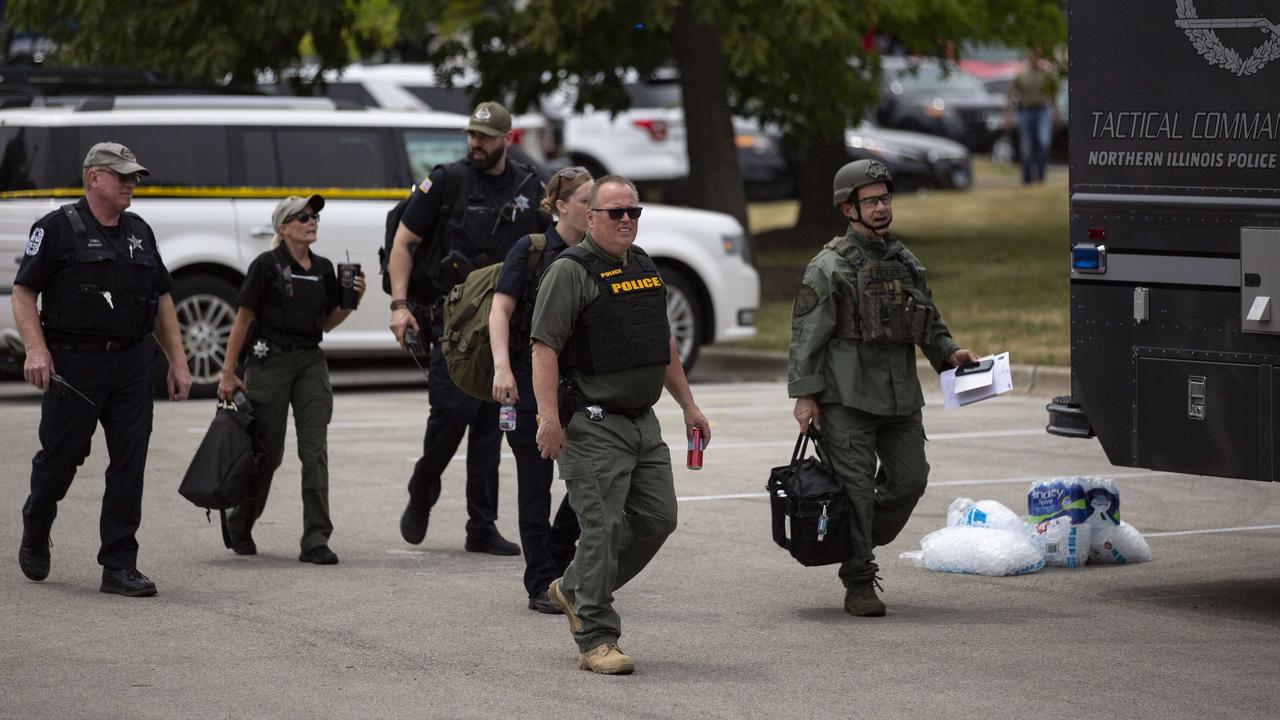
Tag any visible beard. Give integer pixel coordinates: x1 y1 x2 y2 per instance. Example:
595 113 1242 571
471 145 503 172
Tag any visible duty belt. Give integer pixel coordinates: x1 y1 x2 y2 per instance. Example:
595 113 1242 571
577 403 648 421
46 337 141 351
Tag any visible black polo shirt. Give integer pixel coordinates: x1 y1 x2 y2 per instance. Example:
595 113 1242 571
237 245 340 349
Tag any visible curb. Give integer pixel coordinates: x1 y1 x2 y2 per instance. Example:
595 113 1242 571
700 346 1070 398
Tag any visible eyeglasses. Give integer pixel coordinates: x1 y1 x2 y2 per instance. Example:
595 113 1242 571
590 206 643 221
856 193 893 210
287 211 320 223
554 166 590 180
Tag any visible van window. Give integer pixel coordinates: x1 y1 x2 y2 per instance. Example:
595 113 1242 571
276 128 393 187
327 82 378 108
404 86 472 114
403 130 465 182
240 129 279 186
78 126 231 186
0 125 55 191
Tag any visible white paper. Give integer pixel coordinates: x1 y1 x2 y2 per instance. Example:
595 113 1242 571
940 351 1013 409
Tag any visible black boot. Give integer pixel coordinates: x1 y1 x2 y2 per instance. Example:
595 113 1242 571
100 567 157 597
18 534 50 582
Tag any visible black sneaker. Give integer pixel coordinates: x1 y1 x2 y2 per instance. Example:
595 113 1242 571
18 535 50 582
464 532 521 556
399 503 429 545
528 590 563 615
220 512 257 555
298 545 339 565
100 567 157 597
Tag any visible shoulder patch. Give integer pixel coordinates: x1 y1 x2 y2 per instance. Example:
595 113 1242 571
25 228 44 256
793 283 820 316
419 175 433 193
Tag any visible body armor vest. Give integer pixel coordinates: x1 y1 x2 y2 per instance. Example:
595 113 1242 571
256 247 328 345
831 236 936 344
429 160 543 295
42 204 160 339
559 245 671 375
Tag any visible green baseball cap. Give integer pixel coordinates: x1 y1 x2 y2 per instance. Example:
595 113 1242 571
464 101 512 137
83 142 149 176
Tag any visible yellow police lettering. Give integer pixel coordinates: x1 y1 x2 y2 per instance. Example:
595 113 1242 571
610 275 664 294
600 268 622 278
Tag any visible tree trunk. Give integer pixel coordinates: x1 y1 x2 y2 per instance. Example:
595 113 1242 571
793 135 850 235
671 1 748 231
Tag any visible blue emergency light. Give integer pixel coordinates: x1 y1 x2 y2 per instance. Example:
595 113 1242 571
1071 244 1106 274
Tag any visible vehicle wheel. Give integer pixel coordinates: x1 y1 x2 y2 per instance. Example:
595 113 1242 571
659 266 704 373
167 275 239 398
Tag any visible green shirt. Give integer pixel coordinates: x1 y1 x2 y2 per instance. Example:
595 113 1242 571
530 234 669 409
1009 65 1058 108
787 227 960 416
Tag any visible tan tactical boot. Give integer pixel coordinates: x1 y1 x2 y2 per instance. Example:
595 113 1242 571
548 578 582 633
578 643 635 675
844 579 887 617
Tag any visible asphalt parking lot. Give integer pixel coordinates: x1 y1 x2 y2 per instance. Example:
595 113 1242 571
1 358 1278 719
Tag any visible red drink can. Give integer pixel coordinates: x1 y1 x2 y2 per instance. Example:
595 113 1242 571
686 428 704 470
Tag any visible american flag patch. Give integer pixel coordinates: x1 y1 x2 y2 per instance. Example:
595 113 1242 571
419 176 433 193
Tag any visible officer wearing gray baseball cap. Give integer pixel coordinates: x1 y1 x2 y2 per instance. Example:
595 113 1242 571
789 159 980 617
14 142 190 597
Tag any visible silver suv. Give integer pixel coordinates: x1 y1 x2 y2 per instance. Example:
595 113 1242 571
0 101 759 393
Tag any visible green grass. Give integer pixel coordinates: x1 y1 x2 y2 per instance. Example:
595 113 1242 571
736 170 1070 365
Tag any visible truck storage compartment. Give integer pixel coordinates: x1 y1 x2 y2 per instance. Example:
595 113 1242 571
1134 358 1267 481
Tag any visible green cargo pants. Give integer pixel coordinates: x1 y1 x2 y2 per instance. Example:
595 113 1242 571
556 408 677 652
818 404 929 586
227 347 334 552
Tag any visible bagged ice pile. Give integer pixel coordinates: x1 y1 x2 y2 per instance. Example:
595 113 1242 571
905 498 1045 576
1030 476 1151 566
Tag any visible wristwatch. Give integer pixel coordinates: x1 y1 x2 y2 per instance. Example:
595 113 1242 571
390 299 410 311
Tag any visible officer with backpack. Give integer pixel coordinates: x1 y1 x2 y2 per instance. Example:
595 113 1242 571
13 142 192 597
387 101 548 554
788 159 979 617
488 167 591 614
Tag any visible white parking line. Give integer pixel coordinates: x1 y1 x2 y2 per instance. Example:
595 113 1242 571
1145 524 1280 538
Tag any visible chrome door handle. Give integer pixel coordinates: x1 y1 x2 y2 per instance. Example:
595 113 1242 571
249 226 275 239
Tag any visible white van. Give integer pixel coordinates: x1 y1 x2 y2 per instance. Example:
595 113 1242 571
0 102 758 393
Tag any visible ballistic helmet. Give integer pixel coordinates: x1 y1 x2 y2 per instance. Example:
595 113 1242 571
832 159 894 206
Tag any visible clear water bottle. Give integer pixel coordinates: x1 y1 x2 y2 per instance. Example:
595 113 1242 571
499 402 517 432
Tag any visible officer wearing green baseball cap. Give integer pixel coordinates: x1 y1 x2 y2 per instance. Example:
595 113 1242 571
789 159 980 617
464 100 513 137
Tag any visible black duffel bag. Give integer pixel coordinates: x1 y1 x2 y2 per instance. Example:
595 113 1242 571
766 429 855 567
179 392 259 513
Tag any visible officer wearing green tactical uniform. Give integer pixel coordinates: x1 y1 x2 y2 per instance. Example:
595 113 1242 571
789 159 979 617
529 175 710 675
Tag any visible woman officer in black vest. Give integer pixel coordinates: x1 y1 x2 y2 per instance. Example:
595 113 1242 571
489 167 591 613
217 194 364 565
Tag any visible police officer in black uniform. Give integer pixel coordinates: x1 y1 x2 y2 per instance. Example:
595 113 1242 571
387 101 548 554
13 142 192 597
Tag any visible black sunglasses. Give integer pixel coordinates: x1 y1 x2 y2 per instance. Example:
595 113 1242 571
287 211 320 223
590 206 643 221
109 170 142 184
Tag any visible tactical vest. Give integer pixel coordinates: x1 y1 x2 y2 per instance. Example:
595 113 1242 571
559 245 671 375
830 236 937 344
429 160 543 295
256 247 328 345
41 204 161 339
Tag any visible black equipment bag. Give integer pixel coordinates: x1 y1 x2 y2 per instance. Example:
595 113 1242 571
179 393 259 511
766 429 855 567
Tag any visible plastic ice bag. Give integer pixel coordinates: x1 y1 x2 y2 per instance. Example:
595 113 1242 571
1089 520 1152 564
1081 477 1121 529
917 525 1045 576
947 497 1026 532
1031 515 1092 568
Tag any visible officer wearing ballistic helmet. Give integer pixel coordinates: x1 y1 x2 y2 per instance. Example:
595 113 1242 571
788 159 979 616
13 142 192 597
387 101 548 555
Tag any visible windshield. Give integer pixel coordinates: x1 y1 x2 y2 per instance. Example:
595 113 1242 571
888 62 989 97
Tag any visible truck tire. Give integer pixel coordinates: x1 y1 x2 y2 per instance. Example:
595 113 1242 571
167 275 239 398
659 265 704 373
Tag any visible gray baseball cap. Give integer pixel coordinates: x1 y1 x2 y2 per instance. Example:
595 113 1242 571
270 194 325 244
83 142 149 176
464 101 512 137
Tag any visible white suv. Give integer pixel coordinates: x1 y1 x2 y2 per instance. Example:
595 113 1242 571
0 102 758 393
